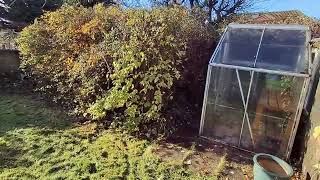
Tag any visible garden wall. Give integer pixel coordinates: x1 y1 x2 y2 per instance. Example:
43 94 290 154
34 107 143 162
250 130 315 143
302 84 320 179
0 50 20 77
302 50 320 180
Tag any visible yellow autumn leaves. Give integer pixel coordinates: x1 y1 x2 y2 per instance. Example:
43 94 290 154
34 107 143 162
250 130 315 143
314 126 320 139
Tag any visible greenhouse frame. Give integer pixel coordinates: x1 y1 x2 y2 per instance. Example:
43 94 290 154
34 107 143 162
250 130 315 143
199 24 312 158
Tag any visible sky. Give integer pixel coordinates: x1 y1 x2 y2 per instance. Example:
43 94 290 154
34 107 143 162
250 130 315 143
255 0 320 18
132 0 320 18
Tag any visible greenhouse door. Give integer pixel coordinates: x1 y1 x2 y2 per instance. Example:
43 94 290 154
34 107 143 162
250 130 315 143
199 66 253 147
200 66 307 158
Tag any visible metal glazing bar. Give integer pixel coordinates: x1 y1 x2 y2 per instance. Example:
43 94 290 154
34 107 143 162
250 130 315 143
253 27 266 67
305 51 320 110
210 63 310 78
302 31 313 110
228 24 309 31
221 43 305 48
209 27 228 64
200 136 255 155
307 30 312 75
207 103 290 121
199 65 213 135
285 77 310 159
236 69 255 147
236 70 250 146
213 66 222 112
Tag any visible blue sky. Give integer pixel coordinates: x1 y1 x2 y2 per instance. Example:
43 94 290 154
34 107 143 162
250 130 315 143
135 0 320 18
255 0 320 18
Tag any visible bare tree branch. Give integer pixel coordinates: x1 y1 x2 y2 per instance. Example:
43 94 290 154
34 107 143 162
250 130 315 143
168 0 267 22
8 0 17 7
41 0 47 8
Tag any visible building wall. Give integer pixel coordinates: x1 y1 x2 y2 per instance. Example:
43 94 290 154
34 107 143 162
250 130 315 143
0 50 20 77
302 50 320 180
0 29 18 50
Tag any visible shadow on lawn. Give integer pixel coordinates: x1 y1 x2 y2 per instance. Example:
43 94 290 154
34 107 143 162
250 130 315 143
0 143 31 169
0 147 20 169
0 88 74 169
0 90 73 134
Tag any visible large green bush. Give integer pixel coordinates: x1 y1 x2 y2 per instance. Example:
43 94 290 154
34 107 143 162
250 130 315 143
17 4 213 132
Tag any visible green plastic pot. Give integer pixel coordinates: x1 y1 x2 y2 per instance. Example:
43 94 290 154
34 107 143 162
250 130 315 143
253 153 293 180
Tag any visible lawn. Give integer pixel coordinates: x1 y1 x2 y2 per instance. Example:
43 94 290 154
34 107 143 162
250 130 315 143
0 91 220 179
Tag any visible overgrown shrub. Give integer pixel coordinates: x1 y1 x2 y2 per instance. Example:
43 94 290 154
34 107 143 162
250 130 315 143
17 4 213 132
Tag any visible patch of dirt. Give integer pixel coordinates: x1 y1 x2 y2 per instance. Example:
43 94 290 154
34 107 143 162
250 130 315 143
154 135 254 179
154 134 303 179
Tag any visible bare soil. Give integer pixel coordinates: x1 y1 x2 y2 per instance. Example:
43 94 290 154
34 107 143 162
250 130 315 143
153 130 303 179
154 135 254 179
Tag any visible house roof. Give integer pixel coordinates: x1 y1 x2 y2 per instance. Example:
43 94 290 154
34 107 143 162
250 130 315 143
232 10 320 39
242 10 305 23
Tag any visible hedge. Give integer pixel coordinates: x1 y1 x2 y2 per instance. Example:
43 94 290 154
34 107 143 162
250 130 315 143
17 4 214 132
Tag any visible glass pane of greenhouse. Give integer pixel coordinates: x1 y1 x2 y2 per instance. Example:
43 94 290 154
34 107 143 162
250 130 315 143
213 27 264 67
240 73 305 156
255 29 308 73
201 24 311 158
202 67 250 146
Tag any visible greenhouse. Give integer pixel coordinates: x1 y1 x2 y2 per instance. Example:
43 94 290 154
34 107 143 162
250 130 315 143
199 24 312 158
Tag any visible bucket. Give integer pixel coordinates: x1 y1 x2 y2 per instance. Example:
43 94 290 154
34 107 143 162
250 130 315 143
253 153 293 180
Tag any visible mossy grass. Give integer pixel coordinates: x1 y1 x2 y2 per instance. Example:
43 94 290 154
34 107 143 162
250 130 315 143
0 92 215 179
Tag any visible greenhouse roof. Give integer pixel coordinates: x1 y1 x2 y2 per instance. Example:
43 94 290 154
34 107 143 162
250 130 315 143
210 24 311 75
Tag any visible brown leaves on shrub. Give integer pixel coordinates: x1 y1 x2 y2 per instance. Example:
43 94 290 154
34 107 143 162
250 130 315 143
17 4 213 132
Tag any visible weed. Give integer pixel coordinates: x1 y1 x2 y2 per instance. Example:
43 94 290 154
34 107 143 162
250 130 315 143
213 154 227 177
181 143 197 165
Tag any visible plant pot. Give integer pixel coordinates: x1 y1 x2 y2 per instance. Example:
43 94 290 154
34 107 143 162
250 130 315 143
253 153 293 180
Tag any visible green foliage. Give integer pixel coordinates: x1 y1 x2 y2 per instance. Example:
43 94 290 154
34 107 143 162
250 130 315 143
313 126 320 178
0 127 210 179
0 92 71 133
17 5 212 132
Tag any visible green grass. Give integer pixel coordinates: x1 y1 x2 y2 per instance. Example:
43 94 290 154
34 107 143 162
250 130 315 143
0 93 71 133
0 92 213 179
